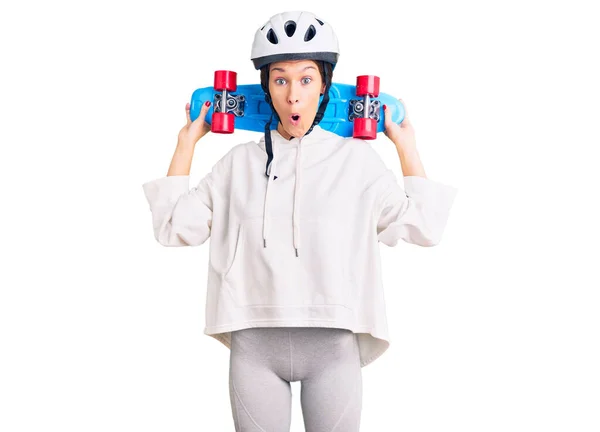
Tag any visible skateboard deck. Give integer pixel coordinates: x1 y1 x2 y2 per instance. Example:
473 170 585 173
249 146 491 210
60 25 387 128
189 79 405 138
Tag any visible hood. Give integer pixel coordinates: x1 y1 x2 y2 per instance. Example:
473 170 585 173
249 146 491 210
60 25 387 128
257 125 336 258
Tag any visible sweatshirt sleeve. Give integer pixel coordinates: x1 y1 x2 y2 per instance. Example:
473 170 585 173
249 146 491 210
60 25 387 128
374 170 458 247
142 159 227 247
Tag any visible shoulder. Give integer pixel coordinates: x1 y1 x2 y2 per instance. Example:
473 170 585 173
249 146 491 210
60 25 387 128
344 136 389 171
206 140 256 179
342 137 396 195
216 139 258 162
312 127 391 179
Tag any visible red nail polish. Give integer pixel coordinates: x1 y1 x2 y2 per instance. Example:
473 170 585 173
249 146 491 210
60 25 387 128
383 104 387 110
205 101 211 107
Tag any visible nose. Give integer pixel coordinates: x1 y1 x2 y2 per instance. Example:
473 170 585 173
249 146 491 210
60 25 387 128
287 82 300 104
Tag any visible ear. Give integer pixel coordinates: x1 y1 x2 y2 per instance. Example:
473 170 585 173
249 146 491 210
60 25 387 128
320 83 326 95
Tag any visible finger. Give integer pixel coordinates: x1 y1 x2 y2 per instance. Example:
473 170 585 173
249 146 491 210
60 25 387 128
383 104 392 126
194 100 212 124
185 102 191 125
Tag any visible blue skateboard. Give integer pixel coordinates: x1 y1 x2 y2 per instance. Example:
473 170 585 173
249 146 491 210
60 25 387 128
189 70 405 139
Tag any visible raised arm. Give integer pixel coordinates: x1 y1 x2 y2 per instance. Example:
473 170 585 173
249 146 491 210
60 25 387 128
142 101 222 247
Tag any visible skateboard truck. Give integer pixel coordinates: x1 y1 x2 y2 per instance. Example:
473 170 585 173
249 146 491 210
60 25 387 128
214 93 245 118
351 75 380 140
211 70 245 134
349 100 381 123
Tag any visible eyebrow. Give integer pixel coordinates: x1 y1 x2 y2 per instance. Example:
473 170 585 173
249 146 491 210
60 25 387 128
270 66 317 73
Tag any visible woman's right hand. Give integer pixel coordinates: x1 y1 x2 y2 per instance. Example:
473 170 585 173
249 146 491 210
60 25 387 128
177 101 211 147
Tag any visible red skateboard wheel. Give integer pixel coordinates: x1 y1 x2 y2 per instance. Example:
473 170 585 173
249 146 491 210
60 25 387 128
353 117 377 140
211 112 234 134
214 70 237 91
356 75 380 97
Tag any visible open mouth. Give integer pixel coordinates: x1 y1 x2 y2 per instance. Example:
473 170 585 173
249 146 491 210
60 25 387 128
289 114 301 125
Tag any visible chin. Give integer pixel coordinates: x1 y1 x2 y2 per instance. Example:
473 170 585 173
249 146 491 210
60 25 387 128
279 124 304 139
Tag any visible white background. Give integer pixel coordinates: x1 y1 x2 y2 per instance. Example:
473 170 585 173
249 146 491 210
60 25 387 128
1 0 599 431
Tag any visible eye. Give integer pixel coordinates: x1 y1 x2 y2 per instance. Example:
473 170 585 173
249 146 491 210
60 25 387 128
302 77 312 85
275 78 286 85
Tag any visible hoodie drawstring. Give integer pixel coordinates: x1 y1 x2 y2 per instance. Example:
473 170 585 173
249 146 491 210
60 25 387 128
262 134 303 258
292 137 302 257
262 145 275 250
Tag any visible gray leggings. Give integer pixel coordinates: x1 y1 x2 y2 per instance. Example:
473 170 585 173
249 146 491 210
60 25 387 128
229 326 363 431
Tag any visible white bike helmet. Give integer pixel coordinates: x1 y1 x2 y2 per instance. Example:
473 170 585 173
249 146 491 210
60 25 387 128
251 11 340 70
252 11 340 179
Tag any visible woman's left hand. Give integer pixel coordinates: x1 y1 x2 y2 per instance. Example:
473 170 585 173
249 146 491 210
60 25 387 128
383 98 416 151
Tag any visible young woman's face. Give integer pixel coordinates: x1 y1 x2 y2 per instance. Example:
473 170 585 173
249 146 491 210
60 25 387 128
268 59 326 139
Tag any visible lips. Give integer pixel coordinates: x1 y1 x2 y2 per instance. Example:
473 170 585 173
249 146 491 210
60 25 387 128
289 113 301 126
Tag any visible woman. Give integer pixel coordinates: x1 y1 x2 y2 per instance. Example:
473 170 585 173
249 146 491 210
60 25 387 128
142 11 457 431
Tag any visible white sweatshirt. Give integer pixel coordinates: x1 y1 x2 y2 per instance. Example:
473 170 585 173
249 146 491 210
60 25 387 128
142 125 458 367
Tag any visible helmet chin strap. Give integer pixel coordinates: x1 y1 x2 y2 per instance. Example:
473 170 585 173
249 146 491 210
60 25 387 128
262 61 332 178
261 70 277 178
305 61 330 136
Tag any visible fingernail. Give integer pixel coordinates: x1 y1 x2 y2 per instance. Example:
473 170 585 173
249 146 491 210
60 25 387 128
205 101 211 107
383 104 387 111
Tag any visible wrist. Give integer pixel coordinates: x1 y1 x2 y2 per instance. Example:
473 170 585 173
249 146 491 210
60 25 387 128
176 139 196 152
395 142 418 156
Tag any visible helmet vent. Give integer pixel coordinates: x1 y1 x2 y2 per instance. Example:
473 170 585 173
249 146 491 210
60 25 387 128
267 28 278 44
284 21 296 37
304 25 316 42
316 18 324 25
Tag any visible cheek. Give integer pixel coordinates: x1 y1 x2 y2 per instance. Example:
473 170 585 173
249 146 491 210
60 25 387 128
270 86 284 100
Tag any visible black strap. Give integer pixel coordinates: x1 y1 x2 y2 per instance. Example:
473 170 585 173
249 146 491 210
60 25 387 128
264 113 274 177
261 69 277 177
306 61 331 135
